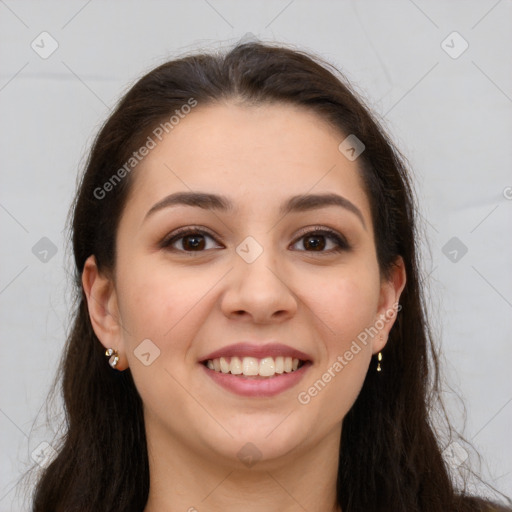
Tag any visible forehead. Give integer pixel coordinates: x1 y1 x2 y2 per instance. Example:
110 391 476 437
125 101 372 224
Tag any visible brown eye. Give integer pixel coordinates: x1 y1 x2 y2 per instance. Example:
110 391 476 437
160 228 221 253
302 234 327 251
181 234 206 251
291 228 350 253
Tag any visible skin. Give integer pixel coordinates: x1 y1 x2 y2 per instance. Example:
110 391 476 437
83 102 406 512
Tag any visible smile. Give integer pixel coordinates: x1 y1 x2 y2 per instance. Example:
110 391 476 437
204 355 306 377
201 357 312 397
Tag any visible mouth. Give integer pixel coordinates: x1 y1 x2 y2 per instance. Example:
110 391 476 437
200 356 313 397
201 355 308 378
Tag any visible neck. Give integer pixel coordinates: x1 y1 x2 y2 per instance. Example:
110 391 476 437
143 419 342 512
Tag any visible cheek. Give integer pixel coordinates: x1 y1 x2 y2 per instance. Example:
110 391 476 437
303 264 381 340
297 272 378 424
298 265 380 399
115 259 212 346
114 261 212 408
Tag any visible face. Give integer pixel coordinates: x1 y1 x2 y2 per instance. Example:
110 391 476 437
84 102 405 468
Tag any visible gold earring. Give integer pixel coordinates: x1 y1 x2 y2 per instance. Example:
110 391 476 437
376 352 382 372
105 348 119 369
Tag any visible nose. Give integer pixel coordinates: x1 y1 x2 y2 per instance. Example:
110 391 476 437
220 246 298 324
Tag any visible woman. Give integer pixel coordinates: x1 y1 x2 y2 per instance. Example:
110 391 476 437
28 41 510 511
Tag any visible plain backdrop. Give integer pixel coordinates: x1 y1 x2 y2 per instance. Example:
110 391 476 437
1 1 511 510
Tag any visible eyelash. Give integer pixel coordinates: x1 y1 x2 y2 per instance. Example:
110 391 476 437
159 226 351 255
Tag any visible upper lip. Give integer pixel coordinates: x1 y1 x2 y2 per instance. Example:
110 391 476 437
200 342 313 362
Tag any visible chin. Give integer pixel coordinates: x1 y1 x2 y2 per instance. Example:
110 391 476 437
205 416 309 463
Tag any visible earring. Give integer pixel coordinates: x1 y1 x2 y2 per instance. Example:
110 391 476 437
376 352 382 372
376 332 385 372
105 348 119 369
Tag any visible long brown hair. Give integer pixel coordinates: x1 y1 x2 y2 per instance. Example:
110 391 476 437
25 41 510 511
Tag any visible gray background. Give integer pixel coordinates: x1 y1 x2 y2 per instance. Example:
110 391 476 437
1 0 511 509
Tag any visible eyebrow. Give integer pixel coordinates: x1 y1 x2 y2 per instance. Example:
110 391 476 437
144 191 366 229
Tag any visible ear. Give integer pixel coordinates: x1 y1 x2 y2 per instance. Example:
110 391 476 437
372 256 406 354
82 255 127 370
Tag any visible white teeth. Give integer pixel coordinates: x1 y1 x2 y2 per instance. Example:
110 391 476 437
259 357 276 377
242 357 259 376
219 357 230 373
205 356 303 377
230 356 243 375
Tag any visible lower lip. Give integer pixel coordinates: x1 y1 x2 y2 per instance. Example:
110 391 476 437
201 362 312 398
